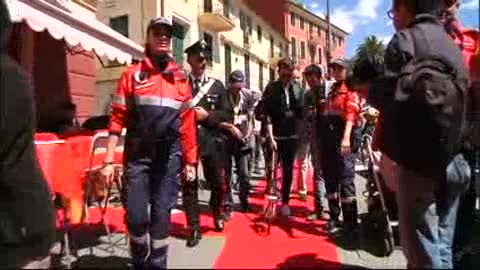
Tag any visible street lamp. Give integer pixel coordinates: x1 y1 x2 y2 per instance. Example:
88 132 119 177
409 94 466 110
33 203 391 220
326 0 331 66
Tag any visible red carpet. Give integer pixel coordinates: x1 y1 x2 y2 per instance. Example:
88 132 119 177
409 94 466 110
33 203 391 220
73 162 340 268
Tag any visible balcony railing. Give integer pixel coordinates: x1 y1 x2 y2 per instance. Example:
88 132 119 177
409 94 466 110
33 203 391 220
198 2 235 32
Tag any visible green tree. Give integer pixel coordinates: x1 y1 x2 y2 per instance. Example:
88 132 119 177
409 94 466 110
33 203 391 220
355 35 385 61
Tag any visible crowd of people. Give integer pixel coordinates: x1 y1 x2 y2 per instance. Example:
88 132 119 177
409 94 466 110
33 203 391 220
1 0 479 269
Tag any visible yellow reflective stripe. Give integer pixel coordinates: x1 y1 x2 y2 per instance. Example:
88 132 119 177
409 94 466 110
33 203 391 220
112 95 126 106
151 238 169 249
181 99 193 111
134 96 183 110
130 233 148 244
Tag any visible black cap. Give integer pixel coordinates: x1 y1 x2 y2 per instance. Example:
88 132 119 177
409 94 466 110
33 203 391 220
184 40 210 58
147 17 172 32
277 58 294 70
229 70 245 83
303 64 323 76
329 58 349 69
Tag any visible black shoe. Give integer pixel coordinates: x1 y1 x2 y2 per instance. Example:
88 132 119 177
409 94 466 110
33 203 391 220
186 229 201 248
240 202 250 213
214 218 224 232
223 207 232 222
327 219 341 234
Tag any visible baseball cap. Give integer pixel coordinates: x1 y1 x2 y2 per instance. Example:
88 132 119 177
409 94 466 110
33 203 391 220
329 58 349 69
147 17 172 33
229 70 245 89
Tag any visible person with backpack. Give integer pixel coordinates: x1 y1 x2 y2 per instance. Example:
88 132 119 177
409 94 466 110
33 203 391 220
369 0 470 268
441 0 480 266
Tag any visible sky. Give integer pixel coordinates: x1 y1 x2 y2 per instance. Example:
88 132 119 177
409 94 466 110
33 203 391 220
301 0 479 58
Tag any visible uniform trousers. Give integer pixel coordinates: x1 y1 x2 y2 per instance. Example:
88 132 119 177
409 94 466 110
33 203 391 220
123 138 181 269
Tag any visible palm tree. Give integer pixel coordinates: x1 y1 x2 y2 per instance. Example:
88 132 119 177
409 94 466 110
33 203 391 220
355 35 385 61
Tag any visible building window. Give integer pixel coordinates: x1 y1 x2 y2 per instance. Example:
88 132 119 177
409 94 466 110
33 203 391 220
300 41 305 59
318 47 322 64
259 62 264 91
203 32 213 66
291 37 296 60
257 25 262 42
244 54 250 88
204 0 212 12
172 22 185 65
223 0 230 18
224 44 232 83
317 25 321 37
300 17 304 30
109 15 129 38
269 68 275 82
270 35 274 57
247 17 253 35
290 12 295 26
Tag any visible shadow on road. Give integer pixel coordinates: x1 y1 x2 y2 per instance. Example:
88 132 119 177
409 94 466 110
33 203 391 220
277 252 368 269
70 255 130 269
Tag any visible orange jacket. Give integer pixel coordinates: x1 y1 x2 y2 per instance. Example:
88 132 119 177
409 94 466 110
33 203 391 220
320 82 361 122
109 57 198 165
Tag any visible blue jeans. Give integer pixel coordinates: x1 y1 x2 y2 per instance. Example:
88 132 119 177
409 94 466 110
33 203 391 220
396 154 470 269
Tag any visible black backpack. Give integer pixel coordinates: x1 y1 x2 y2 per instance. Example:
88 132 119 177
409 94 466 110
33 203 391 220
388 28 469 178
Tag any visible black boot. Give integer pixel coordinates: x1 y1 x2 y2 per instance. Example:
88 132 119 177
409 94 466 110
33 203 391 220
213 209 224 232
223 206 232 222
342 200 359 242
186 227 202 248
240 198 250 213
327 199 342 233
129 235 149 269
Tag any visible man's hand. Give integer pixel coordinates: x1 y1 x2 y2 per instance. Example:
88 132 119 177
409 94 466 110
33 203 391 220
220 122 243 140
269 136 278 151
341 138 351 155
194 107 209 121
100 163 114 184
229 125 243 140
184 164 196 182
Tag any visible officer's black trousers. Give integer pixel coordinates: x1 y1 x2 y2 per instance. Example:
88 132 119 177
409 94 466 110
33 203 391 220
123 139 181 269
182 177 200 230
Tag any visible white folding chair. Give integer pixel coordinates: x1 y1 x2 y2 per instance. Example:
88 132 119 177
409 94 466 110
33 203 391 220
81 128 126 253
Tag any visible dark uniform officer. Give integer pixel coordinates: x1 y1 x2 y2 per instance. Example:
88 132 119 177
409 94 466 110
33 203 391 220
317 59 360 235
182 40 230 247
103 17 198 269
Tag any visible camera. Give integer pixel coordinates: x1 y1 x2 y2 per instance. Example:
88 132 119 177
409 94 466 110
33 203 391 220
239 137 252 155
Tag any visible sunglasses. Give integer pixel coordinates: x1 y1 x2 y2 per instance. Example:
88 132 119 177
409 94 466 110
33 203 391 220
150 27 172 38
387 9 394 20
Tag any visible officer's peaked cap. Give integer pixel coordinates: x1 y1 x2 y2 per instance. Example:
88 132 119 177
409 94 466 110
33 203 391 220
185 40 210 58
303 64 322 76
229 70 245 83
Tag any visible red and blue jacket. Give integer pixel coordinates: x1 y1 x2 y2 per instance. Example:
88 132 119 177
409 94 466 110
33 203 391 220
109 57 198 165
